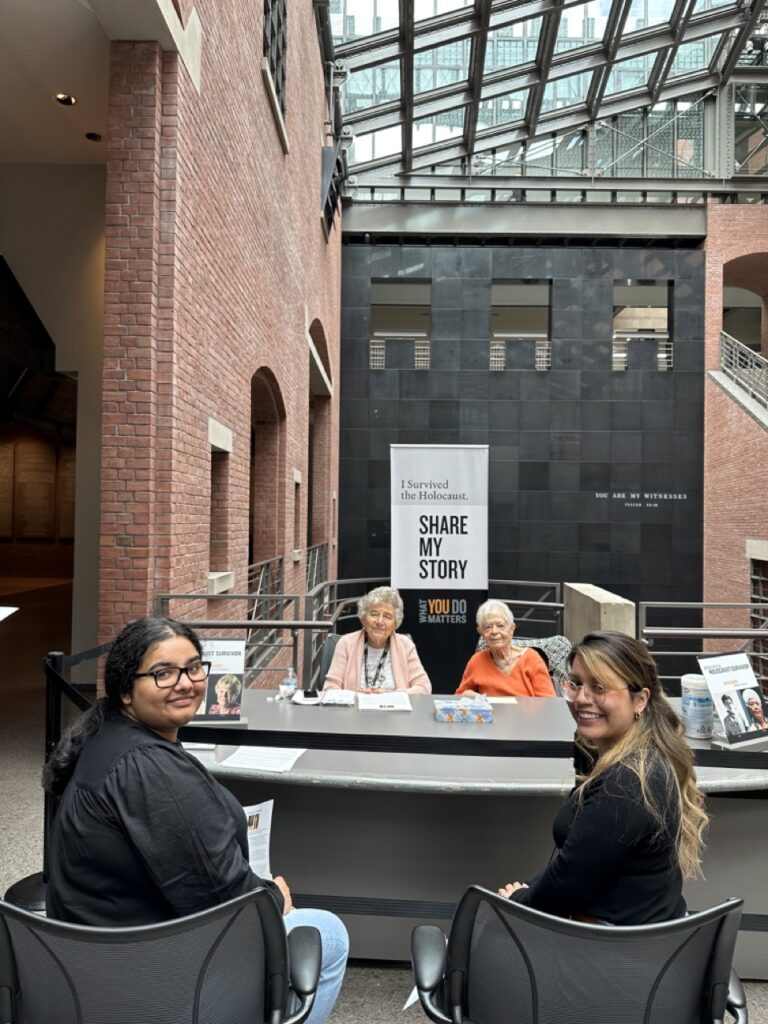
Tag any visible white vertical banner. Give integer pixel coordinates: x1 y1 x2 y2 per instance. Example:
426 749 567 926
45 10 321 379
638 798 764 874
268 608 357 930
391 445 488 591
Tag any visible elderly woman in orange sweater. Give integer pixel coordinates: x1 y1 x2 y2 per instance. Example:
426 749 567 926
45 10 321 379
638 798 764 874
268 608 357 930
456 599 555 698
323 586 431 694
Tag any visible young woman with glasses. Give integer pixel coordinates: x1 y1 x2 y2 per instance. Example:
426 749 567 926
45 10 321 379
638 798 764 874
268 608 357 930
497 630 708 924
44 617 348 1024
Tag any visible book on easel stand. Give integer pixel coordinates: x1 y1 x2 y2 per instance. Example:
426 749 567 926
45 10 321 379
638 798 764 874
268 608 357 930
697 652 768 753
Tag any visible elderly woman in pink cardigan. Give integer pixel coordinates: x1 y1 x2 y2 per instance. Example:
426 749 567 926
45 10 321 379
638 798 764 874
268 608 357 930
323 586 431 694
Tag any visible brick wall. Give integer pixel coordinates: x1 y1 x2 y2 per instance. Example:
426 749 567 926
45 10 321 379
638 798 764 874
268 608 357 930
702 205 768 627
98 2 341 643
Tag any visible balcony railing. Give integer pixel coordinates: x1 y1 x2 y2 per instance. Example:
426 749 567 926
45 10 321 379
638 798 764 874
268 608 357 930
720 331 768 412
306 543 329 591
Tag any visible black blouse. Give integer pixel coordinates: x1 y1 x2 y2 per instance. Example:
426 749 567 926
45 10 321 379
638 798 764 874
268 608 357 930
46 713 283 926
511 760 686 925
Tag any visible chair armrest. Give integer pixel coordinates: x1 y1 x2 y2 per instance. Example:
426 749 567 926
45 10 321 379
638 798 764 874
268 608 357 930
282 926 321 1024
725 968 748 1024
287 927 321 996
412 926 452 1024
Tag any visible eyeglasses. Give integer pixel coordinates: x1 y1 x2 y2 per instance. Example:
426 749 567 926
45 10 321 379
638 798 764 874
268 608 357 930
133 661 211 689
562 676 632 705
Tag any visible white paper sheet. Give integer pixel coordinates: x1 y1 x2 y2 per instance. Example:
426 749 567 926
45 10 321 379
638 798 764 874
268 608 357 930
220 746 306 772
243 799 274 877
487 696 518 704
357 692 413 712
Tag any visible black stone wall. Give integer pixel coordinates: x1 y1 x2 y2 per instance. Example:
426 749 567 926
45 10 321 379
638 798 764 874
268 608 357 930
339 242 705 607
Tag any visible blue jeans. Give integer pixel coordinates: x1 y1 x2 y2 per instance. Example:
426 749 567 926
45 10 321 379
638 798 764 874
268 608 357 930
284 908 349 1024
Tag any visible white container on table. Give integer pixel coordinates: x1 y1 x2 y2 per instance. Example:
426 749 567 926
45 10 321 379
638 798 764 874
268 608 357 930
681 673 714 739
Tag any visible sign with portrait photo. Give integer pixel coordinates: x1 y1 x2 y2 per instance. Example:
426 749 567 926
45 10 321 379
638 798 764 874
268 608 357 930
197 639 246 721
697 652 768 747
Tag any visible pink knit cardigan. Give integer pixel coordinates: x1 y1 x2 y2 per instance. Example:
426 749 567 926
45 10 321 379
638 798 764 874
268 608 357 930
323 630 431 694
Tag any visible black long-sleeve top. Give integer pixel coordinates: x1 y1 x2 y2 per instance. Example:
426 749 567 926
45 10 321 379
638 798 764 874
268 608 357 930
511 760 686 924
46 713 283 926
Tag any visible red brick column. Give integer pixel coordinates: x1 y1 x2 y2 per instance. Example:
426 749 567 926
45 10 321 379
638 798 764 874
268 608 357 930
99 42 167 640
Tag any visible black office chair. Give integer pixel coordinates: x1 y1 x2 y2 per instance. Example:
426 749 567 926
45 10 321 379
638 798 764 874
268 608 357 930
318 633 341 688
411 885 747 1024
0 888 321 1024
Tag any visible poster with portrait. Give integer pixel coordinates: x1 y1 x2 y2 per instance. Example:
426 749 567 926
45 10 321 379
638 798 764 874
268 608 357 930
196 639 246 721
697 652 768 745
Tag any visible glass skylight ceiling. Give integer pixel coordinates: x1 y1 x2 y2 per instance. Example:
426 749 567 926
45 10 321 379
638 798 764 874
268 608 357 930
333 0 766 181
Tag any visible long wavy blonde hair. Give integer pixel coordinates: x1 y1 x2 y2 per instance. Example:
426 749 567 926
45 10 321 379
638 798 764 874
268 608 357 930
570 631 708 879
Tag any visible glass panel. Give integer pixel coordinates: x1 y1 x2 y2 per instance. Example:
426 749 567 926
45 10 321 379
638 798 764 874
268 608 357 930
412 108 466 149
646 102 675 176
525 136 557 174
615 111 644 176
692 0 736 12
554 0 610 53
541 71 592 112
349 125 401 164
472 142 525 176
625 0 671 33
594 120 615 174
735 85 768 176
331 0 399 44
667 35 720 78
414 40 471 93
344 61 400 112
554 130 586 174
476 90 528 131
736 35 767 67
603 54 654 97
414 0 472 21
676 98 705 177
485 21 541 71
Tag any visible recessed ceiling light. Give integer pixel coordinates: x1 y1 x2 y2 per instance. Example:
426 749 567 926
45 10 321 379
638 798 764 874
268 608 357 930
55 93 77 106
85 132 103 142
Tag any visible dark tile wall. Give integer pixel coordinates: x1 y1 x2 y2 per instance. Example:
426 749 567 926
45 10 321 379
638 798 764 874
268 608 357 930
339 243 704 607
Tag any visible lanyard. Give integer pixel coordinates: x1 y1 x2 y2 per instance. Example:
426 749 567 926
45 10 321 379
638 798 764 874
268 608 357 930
363 637 390 689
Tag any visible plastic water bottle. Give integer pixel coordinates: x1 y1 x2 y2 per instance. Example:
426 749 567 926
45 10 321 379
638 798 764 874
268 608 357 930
279 666 298 702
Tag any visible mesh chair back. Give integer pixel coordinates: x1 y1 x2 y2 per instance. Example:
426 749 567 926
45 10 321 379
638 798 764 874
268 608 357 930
448 887 742 1024
0 888 287 1024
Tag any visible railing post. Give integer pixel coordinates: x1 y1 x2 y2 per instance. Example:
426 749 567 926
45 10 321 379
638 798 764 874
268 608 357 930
43 652 65 885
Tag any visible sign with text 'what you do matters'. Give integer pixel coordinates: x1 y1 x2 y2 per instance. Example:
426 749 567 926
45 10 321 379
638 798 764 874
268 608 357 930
391 445 489 590
391 445 488 691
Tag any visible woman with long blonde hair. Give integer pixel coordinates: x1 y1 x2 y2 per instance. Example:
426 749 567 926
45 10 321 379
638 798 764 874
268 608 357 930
498 631 708 924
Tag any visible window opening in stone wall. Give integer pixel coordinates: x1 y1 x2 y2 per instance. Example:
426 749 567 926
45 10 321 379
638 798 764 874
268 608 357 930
490 280 551 371
264 0 287 116
612 280 671 371
750 558 768 692
369 280 431 370
293 479 301 553
210 450 229 573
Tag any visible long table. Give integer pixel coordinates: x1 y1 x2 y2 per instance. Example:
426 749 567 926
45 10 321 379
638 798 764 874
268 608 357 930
181 692 768 977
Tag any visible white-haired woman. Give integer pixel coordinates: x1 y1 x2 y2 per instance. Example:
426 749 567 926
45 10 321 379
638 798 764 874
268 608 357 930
323 586 431 694
456 599 555 698
742 688 768 732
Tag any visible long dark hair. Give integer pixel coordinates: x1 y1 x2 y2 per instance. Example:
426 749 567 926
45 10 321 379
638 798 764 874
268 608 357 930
43 617 202 796
569 631 708 879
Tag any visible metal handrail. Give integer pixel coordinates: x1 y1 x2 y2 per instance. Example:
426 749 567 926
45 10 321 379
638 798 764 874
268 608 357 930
720 330 768 411
639 600 768 688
